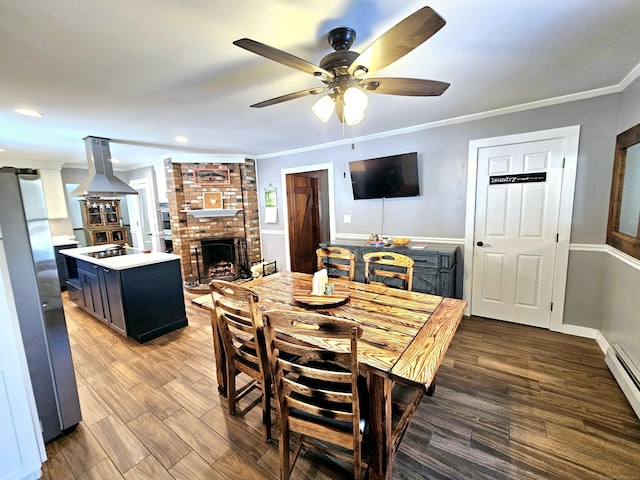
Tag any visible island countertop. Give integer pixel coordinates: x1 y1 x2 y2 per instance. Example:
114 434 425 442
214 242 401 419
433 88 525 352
60 244 180 270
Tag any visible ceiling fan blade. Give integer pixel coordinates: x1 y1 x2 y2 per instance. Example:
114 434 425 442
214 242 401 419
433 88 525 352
250 87 329 108
362 78 450 96
348 7 445 77
234 38 334 80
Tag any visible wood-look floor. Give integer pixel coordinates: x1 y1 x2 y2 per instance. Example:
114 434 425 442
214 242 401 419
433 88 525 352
40 292 640 480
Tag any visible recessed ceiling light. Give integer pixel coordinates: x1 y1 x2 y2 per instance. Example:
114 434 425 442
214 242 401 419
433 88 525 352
109 157 120 163
0 148 5 152
174 136 188 143
14 108 44 118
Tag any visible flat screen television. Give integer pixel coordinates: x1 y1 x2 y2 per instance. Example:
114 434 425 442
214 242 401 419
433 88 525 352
349 152 420 200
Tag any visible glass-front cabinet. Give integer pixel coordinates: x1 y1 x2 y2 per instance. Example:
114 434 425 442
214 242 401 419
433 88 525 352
81 199 127 246
86 205 103 225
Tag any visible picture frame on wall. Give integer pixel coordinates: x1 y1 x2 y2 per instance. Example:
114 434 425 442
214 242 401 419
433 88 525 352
203 192 223 209
193 168 230 185
265 187 277 207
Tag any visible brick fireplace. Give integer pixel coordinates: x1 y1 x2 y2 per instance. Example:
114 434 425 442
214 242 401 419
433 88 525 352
163 157 261 285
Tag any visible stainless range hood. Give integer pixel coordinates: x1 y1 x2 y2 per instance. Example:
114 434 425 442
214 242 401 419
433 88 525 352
71 136 138 197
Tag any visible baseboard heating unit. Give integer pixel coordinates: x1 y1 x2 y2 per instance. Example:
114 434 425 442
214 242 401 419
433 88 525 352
606 344 640 419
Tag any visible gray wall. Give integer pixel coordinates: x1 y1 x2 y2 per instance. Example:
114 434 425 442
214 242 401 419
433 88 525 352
256 84 639 341
564 250 605 329
257 93 619 243
600 77 640 365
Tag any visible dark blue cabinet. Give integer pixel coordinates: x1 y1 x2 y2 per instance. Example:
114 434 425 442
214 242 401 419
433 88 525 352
100 267 126 336
79 264 104 321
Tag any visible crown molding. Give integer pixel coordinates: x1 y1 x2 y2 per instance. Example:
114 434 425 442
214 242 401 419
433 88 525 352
256 63 640 160
161 154 249 164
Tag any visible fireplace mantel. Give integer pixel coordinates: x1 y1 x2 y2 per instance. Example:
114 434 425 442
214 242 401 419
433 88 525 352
181 209 241 218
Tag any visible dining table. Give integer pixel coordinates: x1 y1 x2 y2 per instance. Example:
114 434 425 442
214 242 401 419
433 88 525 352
192 271 466 480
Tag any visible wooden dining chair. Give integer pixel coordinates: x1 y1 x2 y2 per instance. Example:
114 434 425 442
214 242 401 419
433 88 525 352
362 251 414 291
316 246 356 281
209 280 272 442
263 310 366 480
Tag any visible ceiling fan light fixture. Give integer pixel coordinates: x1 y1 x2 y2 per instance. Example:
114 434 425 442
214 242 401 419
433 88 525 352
353 66 368 79
311 95 335 123
343 86 368 112
343 106 365 126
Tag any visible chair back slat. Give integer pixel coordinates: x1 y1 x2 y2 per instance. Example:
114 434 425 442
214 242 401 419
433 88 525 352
363 251 414 291
287 396 355 424
316 247 356 281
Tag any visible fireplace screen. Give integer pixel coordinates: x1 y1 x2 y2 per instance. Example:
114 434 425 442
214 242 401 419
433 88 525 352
195 237 249 283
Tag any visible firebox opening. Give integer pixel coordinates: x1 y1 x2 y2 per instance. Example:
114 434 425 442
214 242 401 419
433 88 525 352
196 237 250 284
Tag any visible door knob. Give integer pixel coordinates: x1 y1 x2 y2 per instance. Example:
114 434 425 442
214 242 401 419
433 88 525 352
476 241 484 247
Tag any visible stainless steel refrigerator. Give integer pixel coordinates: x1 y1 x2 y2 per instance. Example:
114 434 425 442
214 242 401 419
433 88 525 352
0 167 81 442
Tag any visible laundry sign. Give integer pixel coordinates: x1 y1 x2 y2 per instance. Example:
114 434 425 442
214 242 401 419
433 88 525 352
489 172 547 185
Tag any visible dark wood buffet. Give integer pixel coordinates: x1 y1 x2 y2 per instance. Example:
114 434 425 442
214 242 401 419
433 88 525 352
320 240 460 298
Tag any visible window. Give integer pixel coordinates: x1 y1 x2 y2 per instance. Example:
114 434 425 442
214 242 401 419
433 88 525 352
607 123 640 260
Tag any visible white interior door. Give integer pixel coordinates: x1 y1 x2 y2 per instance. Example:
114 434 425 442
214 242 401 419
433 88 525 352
471 138 565 328
128 179 160 251
126 196 142 249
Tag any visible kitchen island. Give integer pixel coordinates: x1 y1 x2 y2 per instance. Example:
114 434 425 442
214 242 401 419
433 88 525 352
60 245 188 343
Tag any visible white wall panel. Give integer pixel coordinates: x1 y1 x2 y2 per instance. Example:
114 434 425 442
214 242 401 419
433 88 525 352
524 152 549 171
482 252 505 302
488 155 511 175
520 184 546 238
486 186 508 236
515 254 542 307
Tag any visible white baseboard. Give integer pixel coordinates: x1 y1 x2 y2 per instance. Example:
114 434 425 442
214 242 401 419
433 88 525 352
605 347 640 419
594 330 611 355
559 326 640 419
554 323 599 339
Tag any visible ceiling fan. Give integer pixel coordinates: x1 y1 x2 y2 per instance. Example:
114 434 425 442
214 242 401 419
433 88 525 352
233 6 449 125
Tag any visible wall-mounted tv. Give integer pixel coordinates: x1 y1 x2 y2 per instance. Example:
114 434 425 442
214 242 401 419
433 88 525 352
349 152 420 200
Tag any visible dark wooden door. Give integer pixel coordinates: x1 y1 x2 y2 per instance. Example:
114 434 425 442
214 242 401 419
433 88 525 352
287 173 321 273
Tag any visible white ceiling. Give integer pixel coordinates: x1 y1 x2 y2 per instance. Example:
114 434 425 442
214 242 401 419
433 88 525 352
2 0 640 169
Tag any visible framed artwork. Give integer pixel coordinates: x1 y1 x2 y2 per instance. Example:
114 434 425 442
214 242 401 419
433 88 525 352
264 185 278 223
203 192 223 209
265 187 277 207
193 168 230 185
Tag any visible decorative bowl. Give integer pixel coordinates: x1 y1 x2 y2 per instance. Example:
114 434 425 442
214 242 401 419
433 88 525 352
392 237 411 246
